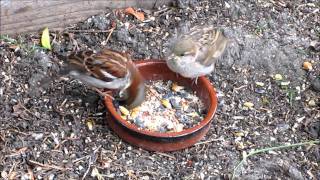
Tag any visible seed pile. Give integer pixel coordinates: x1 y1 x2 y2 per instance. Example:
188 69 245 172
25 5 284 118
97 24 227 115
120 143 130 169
115 80 206 132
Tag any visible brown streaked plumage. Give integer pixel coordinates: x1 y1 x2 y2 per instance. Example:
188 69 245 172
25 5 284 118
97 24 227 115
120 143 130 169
166 26 229 81
63 49 145 109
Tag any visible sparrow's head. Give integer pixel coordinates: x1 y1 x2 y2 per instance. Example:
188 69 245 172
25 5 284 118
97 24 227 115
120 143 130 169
172 38 197 58
118 61 146 109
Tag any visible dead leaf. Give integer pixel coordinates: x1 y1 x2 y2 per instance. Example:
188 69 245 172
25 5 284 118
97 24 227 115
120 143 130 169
12 103 29 119
124 7 145 21
8 44 20 51
27 166 35 180
8 171 17 180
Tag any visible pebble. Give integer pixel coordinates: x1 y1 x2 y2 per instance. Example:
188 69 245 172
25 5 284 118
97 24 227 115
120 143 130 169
32 133 44 140
170 98 181 109
255 88 265 94
274 74 283 81
280 81 290 86
243 102 254 108
276 123 290 132
308 99 316 107
255 82 265 87
311 77 320 92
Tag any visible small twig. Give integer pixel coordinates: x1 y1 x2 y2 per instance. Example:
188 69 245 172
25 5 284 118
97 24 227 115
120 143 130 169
59 98 68 108
82 157 93 180
54 137 79 150
105 27 115 45
18 102 40 119
28 160 69 171
8 162 17 179
194 138 223 146
138 170 159 176
233 85 247 91
27 165 35 180
5 147 28 158
82 146 102 180
154 152 176 160
72 155 90 164
65 29 112 33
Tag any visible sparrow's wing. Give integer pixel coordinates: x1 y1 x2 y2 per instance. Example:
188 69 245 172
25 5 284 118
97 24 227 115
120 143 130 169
68 49 129 82
187 27 228 67
91 49 129 81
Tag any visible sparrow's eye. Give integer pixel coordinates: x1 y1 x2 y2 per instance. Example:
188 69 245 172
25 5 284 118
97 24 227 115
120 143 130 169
181 51 192 56
178 52 188 56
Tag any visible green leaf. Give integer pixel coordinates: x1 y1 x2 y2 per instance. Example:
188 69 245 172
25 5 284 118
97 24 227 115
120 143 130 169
41 27 51 50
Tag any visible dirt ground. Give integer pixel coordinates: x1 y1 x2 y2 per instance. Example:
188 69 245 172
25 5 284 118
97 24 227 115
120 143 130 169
1 0 320 179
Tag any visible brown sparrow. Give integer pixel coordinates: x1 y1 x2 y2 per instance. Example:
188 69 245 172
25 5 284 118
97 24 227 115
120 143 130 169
166 26 229 81
61 49 145 109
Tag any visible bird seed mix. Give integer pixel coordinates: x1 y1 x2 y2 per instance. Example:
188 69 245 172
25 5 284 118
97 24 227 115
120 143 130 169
115 80 206 132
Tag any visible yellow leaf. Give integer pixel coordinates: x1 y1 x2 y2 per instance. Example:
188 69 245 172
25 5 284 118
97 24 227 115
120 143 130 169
41 27 51 50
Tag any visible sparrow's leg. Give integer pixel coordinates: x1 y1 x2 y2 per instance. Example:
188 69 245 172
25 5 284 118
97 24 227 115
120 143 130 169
191 77 199 85
65 32 79 51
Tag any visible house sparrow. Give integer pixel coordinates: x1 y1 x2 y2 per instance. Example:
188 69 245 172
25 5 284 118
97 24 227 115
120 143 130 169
60 49 146 109
166 26 229 81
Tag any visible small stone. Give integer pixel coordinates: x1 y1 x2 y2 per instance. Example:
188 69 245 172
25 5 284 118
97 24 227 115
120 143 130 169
186 112 199 118
309 40 320 51
274 74 283 81
311 77 320 92
141 176 150 180
176 124 184 132
170 98 181 109
166 121 174 130
134 118 145 128
255 89 265 94
235 142 245 150
243 102 254 108
255 82 265 87
276 123 290 132
1 171 8 179
308 99 316 107
162 91 173 99
159 126 166 132
233 131 246 137
280 81 290 86
48 174 55 180
32 133 44 140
